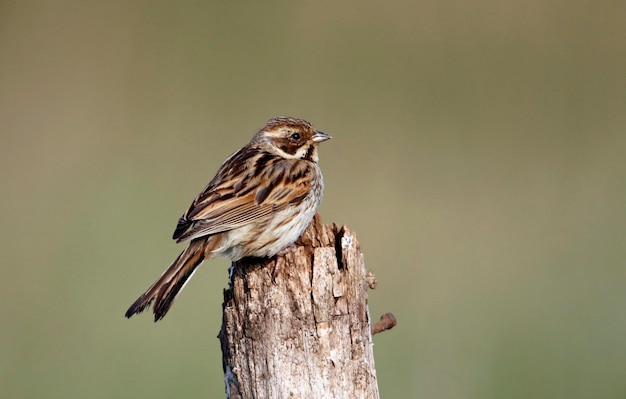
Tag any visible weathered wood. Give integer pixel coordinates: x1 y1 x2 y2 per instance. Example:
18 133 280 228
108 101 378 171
219 214 380 399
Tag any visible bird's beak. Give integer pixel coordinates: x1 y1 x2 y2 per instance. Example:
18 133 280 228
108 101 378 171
312 131 332 143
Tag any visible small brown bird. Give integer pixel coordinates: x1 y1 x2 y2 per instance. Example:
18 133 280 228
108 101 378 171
125 117 331 321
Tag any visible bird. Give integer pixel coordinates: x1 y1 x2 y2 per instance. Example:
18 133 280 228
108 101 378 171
125 117 331 321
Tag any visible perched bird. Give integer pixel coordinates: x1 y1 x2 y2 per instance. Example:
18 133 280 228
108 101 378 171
125 117 331 321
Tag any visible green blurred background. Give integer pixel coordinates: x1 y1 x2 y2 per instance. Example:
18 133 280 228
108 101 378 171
1 1 625 398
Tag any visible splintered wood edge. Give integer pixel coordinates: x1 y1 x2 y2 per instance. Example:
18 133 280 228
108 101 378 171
225 214 398 336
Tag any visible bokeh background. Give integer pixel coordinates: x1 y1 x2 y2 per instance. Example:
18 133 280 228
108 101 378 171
1 1 625 398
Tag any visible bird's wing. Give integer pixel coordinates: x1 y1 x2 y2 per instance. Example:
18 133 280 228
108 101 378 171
173 150 312 242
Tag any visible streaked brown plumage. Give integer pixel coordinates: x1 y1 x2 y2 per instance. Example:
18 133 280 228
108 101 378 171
125 117 331 321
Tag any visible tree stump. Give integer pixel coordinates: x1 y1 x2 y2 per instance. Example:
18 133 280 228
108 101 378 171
219 214 380 399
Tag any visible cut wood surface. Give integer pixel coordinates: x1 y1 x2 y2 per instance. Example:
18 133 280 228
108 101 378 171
219 214 381 399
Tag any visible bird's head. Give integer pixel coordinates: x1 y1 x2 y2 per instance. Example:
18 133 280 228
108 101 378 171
254 117 331 162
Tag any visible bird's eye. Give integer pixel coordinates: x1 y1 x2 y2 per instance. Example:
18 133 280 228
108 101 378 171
290 132 301 141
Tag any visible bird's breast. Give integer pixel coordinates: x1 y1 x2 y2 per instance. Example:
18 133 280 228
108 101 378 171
213 165 323 261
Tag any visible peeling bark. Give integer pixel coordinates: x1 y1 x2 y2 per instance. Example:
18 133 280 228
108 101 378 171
219 214 380 399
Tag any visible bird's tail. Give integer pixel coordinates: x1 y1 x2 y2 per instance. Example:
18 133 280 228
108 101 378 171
125 238 208 321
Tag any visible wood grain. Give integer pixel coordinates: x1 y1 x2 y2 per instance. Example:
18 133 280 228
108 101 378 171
219 213 380 399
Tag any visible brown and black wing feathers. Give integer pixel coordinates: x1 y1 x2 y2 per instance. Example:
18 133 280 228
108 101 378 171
172 148 313 243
